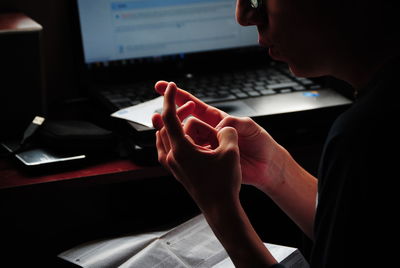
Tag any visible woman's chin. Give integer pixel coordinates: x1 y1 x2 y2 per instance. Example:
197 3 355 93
268 47 286 62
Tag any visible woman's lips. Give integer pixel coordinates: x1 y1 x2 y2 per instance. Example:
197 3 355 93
258 38 284 61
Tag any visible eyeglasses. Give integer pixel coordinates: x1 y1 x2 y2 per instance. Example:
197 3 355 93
250 0 263 9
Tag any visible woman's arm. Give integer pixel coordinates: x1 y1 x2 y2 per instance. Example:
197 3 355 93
155 82 278 267
154 81 318 239
263 148 318 239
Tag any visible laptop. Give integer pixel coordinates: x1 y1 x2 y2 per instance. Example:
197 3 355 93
73 0 352 132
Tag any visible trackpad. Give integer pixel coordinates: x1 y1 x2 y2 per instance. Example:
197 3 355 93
212 100 255 117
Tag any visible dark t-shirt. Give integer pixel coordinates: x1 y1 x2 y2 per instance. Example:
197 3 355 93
310 58 400 267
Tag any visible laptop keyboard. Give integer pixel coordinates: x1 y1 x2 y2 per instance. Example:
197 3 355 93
180 68 320 104
99 66 321 110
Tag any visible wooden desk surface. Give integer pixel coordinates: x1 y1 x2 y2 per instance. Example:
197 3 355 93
0 157 167 191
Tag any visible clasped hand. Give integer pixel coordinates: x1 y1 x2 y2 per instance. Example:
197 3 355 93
152 81 286 209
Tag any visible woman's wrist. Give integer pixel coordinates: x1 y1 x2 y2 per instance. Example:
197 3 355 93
202 195 278 267
256 144 291 197
197 190 241 219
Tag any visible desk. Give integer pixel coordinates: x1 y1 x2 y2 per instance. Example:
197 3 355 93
0 156 167 191
0 104 334 265
0 155 202 267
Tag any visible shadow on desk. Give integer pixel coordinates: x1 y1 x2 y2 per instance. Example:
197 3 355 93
0 175 200 266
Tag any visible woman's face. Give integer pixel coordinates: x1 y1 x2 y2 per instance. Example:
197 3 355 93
236 0 339 77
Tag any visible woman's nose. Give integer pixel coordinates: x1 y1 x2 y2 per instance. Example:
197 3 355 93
236 0 266 26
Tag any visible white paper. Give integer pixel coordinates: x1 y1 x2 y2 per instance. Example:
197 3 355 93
58 231 167 268
111 96 163 128
58 214 309 268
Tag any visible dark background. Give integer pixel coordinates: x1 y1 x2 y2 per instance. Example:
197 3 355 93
0 0 81 105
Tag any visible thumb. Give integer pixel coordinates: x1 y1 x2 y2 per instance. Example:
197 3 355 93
216 127 239 154
216 116 258 138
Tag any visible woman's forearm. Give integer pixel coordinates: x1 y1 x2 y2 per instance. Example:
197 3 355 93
261 147 318 239
202 197 278 268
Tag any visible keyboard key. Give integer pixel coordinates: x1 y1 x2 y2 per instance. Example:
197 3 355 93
254 86 266 91
259 89 275 95
280 88 293 93
207 86 219 92
219 90 230 95
310 85 321 90
230 88 243 94
267 82 298 90
219 85 230 90
254 81 266 86
298 78 314 85
234 92 248 99
205 91 218 97
242 87 253 92
248 91 261 97
293 85 306 91
201 94 237 103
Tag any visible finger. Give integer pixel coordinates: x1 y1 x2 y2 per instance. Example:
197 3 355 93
184 134 196 145
156 81 205 110
176 91 228 127
155 131 167 167
177 100 196 122
183 117 219 149
152 113 163 130
155 80 169 95
152 101 195 130
216 127 239 154
162 82 187 148
160 127 171 153
155 80 227 127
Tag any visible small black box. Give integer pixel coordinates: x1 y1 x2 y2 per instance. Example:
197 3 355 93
0 13 45 140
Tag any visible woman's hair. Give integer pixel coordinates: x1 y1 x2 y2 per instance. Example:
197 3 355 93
381 2 400 40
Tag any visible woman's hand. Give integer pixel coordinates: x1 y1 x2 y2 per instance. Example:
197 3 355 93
152 81 288 193
155 82 242 211
216 116 288 193
154 82 279 267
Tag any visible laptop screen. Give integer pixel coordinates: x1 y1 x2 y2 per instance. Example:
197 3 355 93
77 0 259 66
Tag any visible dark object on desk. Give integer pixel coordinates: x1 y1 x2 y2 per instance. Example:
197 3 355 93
37 120 117 155
0 13 46 140
1 120 117 173
2 115 46 155
1 140 86 172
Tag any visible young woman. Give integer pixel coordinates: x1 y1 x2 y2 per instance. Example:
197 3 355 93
152 1 400 267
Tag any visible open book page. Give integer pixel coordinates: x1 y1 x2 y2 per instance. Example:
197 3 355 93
211 243 305 268
119 241 188 268
58 214 309 267
159 214 229 267
58 231 167 267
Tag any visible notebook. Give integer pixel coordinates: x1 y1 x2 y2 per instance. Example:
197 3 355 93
73 0 352 132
